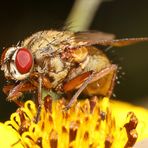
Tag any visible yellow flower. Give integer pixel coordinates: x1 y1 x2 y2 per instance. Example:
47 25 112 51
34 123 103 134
0 123 23 148
0 96 148 148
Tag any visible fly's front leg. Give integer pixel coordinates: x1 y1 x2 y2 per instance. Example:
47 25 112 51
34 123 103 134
3 81 37 107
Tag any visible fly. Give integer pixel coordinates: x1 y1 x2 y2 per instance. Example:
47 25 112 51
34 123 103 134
1 30 148 110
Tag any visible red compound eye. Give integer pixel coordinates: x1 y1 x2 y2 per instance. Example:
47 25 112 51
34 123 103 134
15 48 33 74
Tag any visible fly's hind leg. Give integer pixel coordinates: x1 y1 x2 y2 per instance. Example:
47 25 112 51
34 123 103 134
64 71 94 110
64 64 117 110
89 64 117 97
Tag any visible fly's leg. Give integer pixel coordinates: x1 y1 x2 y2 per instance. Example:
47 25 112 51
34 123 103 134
3 81 36 107
3 74 51 122
35 74 53 123
35 75 53 123
35 74 42 123
64 72 94 110
38 75 42 107
107 65 117 97
63 71 92 92
89 64 117 97
64 64 117 110
13 100 24 107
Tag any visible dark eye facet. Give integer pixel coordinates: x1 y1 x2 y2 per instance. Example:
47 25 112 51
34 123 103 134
15 48 33 74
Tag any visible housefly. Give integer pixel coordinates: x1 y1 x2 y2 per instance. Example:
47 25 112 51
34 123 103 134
1 30 148 109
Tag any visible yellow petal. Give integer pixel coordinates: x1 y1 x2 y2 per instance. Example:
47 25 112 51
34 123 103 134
0 123 23 148
110 99 148 141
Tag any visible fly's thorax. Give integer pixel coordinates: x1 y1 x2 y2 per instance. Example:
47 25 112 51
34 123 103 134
41 54 71 89
21 30 74 55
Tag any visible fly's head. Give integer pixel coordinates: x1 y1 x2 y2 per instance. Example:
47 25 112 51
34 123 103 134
1 46 34 80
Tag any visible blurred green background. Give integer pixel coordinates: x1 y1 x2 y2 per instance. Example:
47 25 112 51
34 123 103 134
0 0 148 121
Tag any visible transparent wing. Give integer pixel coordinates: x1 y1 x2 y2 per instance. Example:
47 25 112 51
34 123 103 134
71 31 148 48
